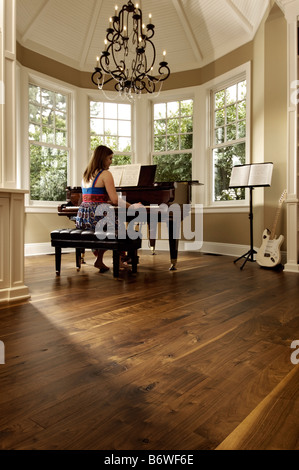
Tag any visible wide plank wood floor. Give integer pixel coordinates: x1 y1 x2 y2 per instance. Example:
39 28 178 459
0 249 298 450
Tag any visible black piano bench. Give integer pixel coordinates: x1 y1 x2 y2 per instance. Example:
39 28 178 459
50 229 142 279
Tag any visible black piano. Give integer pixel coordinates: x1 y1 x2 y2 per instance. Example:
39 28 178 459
57 165 200 270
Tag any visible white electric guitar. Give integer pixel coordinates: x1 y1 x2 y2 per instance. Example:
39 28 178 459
256 190 287 268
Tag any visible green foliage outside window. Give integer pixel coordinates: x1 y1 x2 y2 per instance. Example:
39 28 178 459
213 143 245 201
213 80 246 201
90 101 132 166
90 134 131 166
153 99 193 182
30 145 67 201
29 84 68 201
154 154 192 182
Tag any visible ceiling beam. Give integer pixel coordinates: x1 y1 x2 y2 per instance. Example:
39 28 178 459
21 0 51 43
225 0 253 34
79 0 103 69
171 0 203 62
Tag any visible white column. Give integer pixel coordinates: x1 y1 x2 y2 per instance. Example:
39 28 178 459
0 0 4 186
0 0 17 188
280 0 299 272
0 0 30 301
134 95 151 165
0 189 30 302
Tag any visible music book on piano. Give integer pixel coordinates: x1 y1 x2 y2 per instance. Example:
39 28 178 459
109 164 157 187
229 162 273 188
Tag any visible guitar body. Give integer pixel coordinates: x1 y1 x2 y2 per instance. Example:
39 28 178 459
256 190 286 268
256 229 284 267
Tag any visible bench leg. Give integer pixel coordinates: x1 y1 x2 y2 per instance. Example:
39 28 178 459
128 249 138 274
75 248 81 271
55 246 61 275
112 249 120 278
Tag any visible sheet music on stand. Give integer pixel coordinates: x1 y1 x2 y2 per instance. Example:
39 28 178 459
109 164 141 187
229 162 273 188
229 162 273 270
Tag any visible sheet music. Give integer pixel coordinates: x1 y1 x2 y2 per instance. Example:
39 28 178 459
248 163 273 186
119 164 141 186
109 166 124 186
229 165 250 188
229 163 273 188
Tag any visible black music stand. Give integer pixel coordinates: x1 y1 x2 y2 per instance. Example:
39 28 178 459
229 162 273 270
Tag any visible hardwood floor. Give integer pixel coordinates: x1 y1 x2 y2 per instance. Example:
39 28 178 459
0 249 298 450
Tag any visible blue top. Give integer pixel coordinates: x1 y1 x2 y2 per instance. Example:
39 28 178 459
82 170 108 195
81 170 108 202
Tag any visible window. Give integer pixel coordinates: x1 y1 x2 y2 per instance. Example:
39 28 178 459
28 84 69 201
211 78 247 202
90 101 132 165
152 99 193 181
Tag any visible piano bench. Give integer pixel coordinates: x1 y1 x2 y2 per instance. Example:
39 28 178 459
50 229 142 278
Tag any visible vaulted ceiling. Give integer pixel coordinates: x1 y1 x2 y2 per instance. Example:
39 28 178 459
16 0 274 75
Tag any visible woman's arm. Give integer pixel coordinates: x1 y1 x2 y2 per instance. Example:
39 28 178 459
100 170 118 205
102 170 133 208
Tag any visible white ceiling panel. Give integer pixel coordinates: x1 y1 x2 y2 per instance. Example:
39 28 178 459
16 0 273 73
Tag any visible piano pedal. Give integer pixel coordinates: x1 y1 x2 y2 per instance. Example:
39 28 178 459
120 255 139 265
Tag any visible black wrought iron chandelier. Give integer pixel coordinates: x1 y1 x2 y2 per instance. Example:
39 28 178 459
91 1 170 97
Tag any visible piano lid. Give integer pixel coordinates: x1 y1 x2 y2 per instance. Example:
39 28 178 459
137 165 157 187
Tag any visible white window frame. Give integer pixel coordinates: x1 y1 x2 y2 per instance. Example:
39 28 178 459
150 91 194 180
88 94 134 164
21 70 74 211
206 62 251 209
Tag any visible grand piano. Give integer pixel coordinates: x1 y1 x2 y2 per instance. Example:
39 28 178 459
57 165 200 270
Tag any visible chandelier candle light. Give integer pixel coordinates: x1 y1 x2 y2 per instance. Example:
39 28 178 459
91 0 170 98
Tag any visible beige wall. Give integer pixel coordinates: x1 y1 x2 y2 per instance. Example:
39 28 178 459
25 213 74 244
22 3 288 252
17 41 253 92
203 213 249 245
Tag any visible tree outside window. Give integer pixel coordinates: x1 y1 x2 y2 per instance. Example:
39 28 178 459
152 99 193 182
90 101 132 165
212 79 247 201
29 84 69 201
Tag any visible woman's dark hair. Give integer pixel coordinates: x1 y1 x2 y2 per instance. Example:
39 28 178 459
83 145 113 182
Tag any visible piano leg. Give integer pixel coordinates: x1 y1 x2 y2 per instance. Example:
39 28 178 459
147 221 157 255
113 250 120 279
167 216 180 271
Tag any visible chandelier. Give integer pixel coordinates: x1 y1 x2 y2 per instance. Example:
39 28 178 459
91 1 170 98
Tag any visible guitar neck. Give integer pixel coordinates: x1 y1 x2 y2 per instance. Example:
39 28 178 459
269 204 283 240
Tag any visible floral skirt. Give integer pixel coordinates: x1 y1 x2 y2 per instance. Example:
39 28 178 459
75 202 117 232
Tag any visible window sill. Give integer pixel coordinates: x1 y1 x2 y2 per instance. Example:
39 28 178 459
25 204 249 215
203 205 249 213
25 205 61 214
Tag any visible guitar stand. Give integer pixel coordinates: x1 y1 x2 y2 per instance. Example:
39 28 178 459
234 187 256 270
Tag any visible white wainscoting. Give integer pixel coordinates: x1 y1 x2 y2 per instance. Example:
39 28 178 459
0 189 30 303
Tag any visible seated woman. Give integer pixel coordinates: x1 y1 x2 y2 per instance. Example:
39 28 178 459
76 145 142 272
